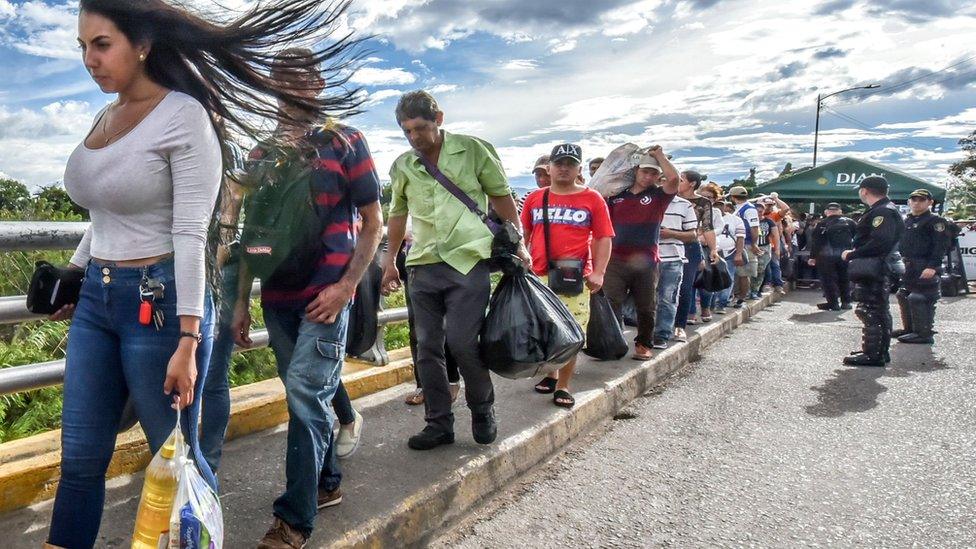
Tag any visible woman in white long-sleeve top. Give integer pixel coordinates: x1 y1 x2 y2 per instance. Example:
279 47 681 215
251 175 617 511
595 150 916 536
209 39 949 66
45 1 366 547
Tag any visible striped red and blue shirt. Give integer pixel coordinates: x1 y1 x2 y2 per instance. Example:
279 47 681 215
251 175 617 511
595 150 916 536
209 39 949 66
607 185 676 265
256 125 381 309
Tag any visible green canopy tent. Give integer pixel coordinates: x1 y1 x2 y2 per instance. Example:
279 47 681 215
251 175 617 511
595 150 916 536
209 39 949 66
754 157 946 204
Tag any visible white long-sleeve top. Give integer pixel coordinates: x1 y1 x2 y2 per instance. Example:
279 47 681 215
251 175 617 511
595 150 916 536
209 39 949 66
64 91 221 317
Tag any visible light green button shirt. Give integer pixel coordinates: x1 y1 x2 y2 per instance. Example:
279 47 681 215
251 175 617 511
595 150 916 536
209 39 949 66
389 131 511 274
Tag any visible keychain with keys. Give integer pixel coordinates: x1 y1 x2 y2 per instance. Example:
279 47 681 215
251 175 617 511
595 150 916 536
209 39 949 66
138 276 166 331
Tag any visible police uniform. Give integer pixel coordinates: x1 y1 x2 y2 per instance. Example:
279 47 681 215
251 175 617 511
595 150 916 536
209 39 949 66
842 177 904 367
810 203 857 310
892 189 951 344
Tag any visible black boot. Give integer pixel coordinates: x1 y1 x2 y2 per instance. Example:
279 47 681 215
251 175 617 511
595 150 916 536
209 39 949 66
472 408 498 445
893 290 913 338
817 301 840 311
899 293 936 344
407 426 455 450
843 352 886 367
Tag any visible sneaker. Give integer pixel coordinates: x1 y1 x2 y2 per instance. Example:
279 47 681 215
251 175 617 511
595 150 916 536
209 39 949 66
775 286 786 295
686 316 699 325
257 517 307 549
336 408 363 459
407 426 455 451
714 306 726 315
472 409 498 445
673 328 687 342
652 338 668 349
897 333 934 345
316 487 342 509
733 300 744 309
842 353 886 367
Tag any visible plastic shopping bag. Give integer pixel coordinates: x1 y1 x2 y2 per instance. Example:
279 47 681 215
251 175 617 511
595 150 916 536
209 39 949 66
582 291 629 361
481 267 585 379
168 410 224 549
588 143 641 197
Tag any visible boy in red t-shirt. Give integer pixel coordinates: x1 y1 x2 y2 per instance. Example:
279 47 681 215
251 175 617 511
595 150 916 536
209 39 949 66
520 143 614 408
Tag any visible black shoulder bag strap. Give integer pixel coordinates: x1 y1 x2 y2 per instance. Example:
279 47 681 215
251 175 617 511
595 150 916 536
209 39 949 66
415 153 500 235
542 189 552 268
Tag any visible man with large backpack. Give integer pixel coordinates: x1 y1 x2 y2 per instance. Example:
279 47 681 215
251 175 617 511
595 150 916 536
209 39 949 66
231 49 384 548
381 90 526 451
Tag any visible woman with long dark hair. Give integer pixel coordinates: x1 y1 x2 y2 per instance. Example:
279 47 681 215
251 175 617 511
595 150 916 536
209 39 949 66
47 1 365 547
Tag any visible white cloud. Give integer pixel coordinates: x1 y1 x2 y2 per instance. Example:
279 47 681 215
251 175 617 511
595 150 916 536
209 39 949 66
501 59 538 71
428 84 459 94
0 0 15 18
549 39 578 54
349 67 417 86
364 89 403 106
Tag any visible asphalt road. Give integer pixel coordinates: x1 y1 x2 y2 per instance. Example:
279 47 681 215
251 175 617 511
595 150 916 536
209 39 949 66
434 290 976 548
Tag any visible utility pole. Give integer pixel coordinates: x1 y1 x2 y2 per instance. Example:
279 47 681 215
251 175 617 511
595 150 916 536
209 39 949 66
812 84 881 168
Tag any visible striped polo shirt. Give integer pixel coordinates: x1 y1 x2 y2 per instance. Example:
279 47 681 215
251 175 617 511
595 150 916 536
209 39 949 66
659 197 698 263
258 125 381 309
608 185 676 264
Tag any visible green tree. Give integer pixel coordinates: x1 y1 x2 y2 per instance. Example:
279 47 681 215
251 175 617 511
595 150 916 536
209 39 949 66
946 130 976 219
34 184 88 219
0 177 31 212
732 168 758 193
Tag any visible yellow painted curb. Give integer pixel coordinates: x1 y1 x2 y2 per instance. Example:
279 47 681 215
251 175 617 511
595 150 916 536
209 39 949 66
0 349 413 514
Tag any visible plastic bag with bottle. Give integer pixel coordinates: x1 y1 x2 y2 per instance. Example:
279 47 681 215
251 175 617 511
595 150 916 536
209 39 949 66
131 403 223 549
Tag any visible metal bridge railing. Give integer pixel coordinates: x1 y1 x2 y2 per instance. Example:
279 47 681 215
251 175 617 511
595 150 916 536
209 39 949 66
0 221 407 397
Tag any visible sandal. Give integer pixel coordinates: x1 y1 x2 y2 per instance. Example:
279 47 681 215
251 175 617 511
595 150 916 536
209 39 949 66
534 377 558 394
701 313 713 323
553 389 575 409
404 388 425 406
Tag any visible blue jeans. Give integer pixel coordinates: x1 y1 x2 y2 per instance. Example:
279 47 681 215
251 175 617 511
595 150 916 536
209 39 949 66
676 242 703 328
263 304 349 536
654 261 684 341
200 261 239 474
717 253 736 307
765 255 784 288
49 259 216 549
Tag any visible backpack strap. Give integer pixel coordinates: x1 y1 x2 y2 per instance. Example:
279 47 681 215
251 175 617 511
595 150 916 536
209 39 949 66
542 189 552 268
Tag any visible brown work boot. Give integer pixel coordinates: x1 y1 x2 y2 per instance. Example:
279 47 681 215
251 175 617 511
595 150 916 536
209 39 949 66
317 486 343 509
257 517 307 549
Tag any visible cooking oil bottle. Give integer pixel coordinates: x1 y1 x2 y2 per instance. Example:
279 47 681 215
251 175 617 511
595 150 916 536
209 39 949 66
131 429 181 548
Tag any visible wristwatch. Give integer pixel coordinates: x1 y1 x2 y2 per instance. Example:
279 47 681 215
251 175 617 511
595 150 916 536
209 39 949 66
179 331 204 344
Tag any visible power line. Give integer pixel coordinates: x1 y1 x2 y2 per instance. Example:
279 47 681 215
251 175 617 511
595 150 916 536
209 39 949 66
830 53 976 106
820 106 934 150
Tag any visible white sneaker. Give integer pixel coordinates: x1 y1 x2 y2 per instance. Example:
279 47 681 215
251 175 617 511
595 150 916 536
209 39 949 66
336 408 363 459
673 328 688 342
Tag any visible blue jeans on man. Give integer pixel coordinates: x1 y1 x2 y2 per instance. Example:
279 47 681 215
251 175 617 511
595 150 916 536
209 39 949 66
200 261 239 474
654 260 684 341
262 304 349 536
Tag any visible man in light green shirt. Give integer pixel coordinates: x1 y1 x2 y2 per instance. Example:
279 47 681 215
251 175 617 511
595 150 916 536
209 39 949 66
382 90 525 451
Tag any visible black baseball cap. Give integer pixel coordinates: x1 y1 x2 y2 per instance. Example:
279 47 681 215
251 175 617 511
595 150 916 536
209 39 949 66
909 189 933 200
550 143 582 164
858 176 888 193
825 202 842 210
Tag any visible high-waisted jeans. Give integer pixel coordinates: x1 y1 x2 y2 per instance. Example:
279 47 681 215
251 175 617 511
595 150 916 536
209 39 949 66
48 258 216 549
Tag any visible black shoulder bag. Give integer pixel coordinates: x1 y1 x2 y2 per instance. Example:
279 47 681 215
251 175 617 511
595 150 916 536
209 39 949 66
542 190 585 296
415 154 522 273
26 261 84 315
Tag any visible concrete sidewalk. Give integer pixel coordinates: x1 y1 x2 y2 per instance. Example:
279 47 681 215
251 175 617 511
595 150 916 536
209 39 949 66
1 291 782 548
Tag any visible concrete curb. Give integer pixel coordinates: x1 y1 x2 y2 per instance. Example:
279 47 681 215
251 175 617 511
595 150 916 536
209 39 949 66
329 291 784 547
0 349 413 514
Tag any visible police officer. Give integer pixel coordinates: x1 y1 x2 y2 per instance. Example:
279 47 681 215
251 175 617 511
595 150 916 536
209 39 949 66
840 176 904 367
808 202 857 310
892 189 950 344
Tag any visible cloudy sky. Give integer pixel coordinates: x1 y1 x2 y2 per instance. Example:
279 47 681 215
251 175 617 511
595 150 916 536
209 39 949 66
1 0 975 194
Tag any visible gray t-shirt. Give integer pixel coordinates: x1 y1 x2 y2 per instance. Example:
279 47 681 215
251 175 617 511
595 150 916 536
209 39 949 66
64 91 221 317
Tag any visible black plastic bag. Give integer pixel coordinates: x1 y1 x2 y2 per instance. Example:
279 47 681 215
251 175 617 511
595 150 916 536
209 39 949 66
346 259 382 356
481 268 585 379
693 261 732 293
582 291 628 361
